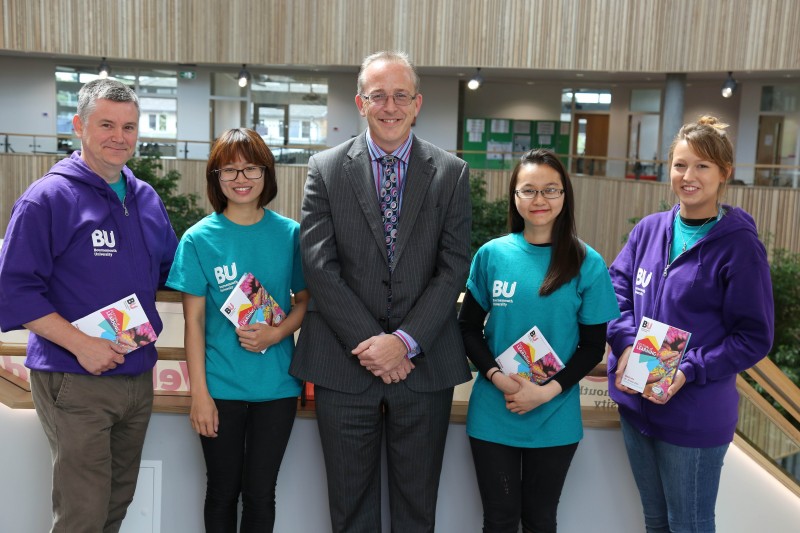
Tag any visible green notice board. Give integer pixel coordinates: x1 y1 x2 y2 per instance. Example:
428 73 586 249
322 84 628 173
463 118 570 170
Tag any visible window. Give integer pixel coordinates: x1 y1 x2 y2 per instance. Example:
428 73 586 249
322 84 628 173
251 76 328 146
146 113 170 132
561 88 612 121
627 89 662 179
139 98 177 137
757 85 800 186
761 85 800 113
630 89 661 113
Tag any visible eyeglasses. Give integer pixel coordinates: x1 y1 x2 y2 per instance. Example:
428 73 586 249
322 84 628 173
359 92 418 107
514 188 565 200
214 166 265 182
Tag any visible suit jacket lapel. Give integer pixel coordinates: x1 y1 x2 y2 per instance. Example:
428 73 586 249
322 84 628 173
393 141 434 267
344 136 388 265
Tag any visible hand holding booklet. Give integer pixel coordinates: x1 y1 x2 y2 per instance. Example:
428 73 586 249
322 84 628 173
219 272 286 354
620 316 691 397
495 325 565 385
71 293 157 351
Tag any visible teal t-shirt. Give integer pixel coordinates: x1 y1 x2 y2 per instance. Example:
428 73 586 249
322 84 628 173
669 210 722 263
166 209 306 401
465 232 620 447
109 172 126 201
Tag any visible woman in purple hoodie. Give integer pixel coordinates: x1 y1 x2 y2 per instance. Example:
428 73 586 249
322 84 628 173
607 116 774 533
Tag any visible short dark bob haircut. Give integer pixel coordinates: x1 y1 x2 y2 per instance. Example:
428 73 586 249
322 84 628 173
206 128 277 213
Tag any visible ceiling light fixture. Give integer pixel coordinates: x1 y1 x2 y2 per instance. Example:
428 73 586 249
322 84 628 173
721 71 738 98
237 64 251 88
302 84 322 102
467 68 483 90
98 57 110 79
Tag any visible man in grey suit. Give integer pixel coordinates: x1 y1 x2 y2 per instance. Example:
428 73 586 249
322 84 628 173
291 50 472 532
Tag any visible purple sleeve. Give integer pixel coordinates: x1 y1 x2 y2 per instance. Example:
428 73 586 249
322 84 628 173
158 203 178 288
0 200 58 331
606 229 639 371
679 238 774 384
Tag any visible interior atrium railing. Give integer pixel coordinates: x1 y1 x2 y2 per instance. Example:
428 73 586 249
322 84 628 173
737 357 800 495
3 132 800 186
0 132 324 166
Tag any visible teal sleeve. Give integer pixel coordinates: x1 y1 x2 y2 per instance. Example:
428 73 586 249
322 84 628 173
290 225 306 294
465 246 491 312
165 233 208 297
577 248 621 325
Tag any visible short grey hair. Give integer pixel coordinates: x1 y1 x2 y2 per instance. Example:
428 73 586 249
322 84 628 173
357 50 420 95
77 78 140 123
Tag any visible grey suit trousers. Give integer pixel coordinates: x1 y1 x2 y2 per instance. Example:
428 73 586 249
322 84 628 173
315 381 454 533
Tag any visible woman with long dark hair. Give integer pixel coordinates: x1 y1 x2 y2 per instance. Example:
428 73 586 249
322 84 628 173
459 148 619 533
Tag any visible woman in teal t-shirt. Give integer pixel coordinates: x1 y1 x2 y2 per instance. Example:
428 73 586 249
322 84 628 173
459 149 619 533
167 129 309 532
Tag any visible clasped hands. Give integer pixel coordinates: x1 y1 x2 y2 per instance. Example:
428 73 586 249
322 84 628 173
490 370 562 415
353 334 414 384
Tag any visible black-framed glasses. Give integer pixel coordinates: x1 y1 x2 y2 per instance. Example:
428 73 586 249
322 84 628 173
214 166 265 182
359 92 418 106
514 188 565 200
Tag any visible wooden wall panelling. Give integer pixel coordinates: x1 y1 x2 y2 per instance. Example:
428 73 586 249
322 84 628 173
2 1 800 72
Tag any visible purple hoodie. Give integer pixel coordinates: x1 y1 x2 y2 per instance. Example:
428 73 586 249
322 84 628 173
0 151 178 376
607 205 773 447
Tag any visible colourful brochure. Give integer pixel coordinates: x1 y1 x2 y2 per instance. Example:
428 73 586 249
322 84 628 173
219 272 286 354
621 316 691 396
71 293 156 351
495 325 565 385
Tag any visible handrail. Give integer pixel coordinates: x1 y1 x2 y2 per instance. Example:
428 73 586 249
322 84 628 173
733 433 800 499
454 149 800 171
744 356 800 423
736 374 800 451
735 372 800 495
2 132 799 176
0 132 328 151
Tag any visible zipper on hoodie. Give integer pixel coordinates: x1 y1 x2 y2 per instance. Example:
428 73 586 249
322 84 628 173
636 228 675 427
651 224 674 319
117 187 156 375
661 222 677 280
643 220 708 423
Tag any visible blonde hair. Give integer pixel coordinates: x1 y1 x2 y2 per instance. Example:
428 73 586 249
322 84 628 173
668 116 734 199
669 116 734 178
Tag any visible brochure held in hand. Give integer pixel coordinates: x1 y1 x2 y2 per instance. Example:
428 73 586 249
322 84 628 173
219 272 286 354
71 293 157 351
621 316 691 397
495 325 565 384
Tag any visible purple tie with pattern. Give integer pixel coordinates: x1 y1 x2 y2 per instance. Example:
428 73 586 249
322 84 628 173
379 155 399 267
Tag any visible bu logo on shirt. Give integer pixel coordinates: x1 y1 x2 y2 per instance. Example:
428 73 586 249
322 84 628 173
492 280 517 298
635 268 652 288
91 229 116 248
214 262 238 284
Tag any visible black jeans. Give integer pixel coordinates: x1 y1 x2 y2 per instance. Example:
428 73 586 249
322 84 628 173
469 437 579 533
200 397 297 533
